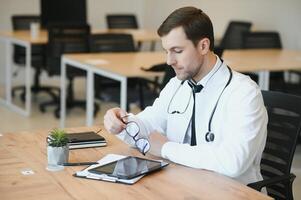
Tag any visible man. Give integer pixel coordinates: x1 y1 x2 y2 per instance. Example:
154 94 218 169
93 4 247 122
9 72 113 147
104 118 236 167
104 7 267 185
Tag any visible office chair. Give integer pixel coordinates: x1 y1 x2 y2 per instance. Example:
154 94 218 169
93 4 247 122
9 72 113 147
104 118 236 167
242 31 284 88
89 33 148 109
242 31 282 49
40 24 99 118
247 90 301 200
215 21 252 57
106 14 138 29
105 14 144 50
11 15 59 102
139 63 176 109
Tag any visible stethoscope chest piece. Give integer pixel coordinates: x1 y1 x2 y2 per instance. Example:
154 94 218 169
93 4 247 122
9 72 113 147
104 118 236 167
205 132 215 142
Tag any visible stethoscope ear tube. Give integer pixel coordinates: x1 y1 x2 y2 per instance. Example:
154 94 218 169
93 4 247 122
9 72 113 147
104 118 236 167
206 66 232 142
166 61 232 143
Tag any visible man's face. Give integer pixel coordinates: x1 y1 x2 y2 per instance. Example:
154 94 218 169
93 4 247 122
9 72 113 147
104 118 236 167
161 26 204 81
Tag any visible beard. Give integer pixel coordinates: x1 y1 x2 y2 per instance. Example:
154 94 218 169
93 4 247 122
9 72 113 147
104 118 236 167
173 64 202 82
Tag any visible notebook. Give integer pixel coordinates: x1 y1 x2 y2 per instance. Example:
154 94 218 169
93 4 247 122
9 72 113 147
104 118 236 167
66 131 106 149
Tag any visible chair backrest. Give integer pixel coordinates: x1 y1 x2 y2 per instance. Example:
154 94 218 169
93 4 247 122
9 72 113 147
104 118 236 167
242 31 282 49
46 23 90 75
12 15 40 30
261 90 301 198
160 64 176 90
89 33 136 53
106 14 138 29
220 21 252 49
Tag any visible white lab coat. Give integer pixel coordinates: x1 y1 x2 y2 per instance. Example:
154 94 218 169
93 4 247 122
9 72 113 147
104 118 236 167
119 57 268 185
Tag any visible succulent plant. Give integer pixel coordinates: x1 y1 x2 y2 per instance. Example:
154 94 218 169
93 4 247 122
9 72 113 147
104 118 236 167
47 128 68 147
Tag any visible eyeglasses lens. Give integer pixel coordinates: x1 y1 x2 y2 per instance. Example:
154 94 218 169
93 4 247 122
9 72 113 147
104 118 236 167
136 138 150 154
125 122 139 137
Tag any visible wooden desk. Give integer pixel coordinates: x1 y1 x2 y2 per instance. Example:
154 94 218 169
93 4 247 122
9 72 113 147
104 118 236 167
0 29 159 117
60 52 165 127
1 29 159 44
0 127 272 200
223 49 301 90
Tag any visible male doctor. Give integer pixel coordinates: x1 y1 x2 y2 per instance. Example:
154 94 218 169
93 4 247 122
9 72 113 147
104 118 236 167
103 7 268 185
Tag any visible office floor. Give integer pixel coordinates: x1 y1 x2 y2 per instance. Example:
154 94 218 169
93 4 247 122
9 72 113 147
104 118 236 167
0 80 300 199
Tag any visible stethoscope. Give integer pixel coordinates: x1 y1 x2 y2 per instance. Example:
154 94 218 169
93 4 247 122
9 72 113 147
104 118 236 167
167 61 233 143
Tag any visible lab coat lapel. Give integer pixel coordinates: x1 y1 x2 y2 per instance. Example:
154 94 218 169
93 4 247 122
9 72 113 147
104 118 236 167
167 83 194 143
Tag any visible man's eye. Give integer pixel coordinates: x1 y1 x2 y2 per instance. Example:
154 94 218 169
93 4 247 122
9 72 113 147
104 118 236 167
174 49 183 53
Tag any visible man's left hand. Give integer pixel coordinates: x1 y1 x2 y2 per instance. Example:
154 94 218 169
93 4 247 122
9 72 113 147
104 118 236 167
148 131 168 157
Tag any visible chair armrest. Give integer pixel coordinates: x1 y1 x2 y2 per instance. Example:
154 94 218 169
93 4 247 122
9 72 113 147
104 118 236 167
247 173 296 191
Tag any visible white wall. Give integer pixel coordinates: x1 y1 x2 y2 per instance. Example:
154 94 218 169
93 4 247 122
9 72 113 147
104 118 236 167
144 0 301 50
1 0 301 84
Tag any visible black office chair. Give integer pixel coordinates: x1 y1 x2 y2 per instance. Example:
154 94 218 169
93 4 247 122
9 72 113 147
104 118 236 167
40 24 99 118
89 33 147 109
247 90 301 200
139 63 176 109
215 21 252 57
242 31 284 88
242 32 282 49
106 14 144 50
106 14 138 29
11 15 59 102
89 33 136 52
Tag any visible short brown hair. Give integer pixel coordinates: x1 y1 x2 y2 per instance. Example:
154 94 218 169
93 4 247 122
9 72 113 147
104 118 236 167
157 7 214 50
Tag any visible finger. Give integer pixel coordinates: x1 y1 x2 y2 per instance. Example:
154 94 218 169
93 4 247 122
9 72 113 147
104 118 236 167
117 109 129 123
104 109 126 134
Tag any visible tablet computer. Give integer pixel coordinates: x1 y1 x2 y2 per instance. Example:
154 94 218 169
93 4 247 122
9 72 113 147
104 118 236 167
88 156 169 180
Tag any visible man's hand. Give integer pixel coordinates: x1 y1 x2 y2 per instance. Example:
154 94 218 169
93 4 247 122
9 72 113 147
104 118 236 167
103 107 128 134
148 131 169 157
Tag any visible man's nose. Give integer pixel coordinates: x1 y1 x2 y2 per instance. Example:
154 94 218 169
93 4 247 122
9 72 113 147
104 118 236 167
166 53 176 66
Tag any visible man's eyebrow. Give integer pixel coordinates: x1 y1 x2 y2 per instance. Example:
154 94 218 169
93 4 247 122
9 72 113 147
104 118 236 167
165 46 183 51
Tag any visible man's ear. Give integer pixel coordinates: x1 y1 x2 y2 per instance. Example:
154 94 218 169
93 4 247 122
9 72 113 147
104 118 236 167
197 38 210 55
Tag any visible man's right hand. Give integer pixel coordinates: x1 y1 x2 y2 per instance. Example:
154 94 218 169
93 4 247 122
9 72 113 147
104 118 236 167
103 107 128 134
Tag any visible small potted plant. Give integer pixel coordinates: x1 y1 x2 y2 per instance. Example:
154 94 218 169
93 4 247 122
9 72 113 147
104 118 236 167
46 128 69 171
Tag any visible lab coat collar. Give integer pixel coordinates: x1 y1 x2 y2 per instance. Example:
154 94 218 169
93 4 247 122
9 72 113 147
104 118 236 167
195 55 223 88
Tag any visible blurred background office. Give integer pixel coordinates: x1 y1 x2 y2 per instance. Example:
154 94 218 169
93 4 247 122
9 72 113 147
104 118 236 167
0 0 300 68
0 0 301 199
0 0 300 91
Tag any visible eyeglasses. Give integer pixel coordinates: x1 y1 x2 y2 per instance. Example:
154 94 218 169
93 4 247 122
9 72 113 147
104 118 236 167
124 121 150 155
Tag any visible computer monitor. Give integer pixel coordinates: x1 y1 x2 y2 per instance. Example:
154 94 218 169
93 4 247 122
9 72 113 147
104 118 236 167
41 0 87 28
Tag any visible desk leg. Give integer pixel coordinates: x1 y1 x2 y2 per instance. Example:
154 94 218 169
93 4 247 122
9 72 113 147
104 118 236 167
4 40 31 116
60 58 67 128
86 70 94 126
258 71 270 91
5 39 11 105
24 43 31 116
120 78 127 111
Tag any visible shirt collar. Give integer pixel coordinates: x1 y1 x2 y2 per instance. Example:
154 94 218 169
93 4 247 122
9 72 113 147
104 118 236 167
195 55 222 88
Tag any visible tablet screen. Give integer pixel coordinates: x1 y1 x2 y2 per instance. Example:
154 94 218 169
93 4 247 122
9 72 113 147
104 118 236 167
88 156 167 179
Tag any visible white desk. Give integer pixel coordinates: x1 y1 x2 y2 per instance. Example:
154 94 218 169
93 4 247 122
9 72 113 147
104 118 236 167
223 49 301 90
60 52 165 127
0 29 159 116
61 49 301 128
0 33 36 116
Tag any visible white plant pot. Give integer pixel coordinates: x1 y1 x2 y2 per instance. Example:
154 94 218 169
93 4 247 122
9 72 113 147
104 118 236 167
46 145 69 171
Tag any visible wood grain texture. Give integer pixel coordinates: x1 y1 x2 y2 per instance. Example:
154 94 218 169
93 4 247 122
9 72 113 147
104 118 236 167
0 127 272 200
